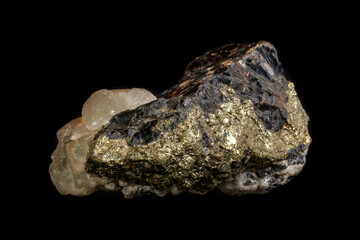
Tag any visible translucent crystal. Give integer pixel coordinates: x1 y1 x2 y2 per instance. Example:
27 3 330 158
82 88 156 131
65 136 90 173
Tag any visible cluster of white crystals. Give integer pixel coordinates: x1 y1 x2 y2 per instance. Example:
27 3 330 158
49 88 156 196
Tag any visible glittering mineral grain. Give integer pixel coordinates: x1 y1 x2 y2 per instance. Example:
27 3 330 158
50 41 311 198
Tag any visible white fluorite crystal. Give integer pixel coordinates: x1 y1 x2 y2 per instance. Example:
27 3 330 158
49 88 156 196
82 88 156 131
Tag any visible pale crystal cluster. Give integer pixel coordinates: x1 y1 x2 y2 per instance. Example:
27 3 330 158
49 88 156 196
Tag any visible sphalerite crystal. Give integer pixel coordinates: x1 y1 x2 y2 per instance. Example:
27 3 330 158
50 41 311 198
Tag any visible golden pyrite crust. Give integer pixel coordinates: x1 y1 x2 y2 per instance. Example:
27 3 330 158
87 82 311 193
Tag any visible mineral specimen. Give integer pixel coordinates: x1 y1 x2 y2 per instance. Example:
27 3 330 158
50 41 311 198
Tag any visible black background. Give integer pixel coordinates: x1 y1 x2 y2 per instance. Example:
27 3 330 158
11 5 354 239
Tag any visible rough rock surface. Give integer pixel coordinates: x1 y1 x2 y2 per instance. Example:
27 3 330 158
50 41 311 198
49 89 156 196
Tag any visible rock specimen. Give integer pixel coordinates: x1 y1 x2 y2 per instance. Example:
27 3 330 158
50 41 311 198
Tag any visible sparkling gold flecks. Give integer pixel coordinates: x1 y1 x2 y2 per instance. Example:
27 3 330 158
88 81 311 191
284 82 312 146
209 82 312 161
91 136 130 166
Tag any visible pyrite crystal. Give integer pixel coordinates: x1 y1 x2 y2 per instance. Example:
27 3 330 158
50 41 311 198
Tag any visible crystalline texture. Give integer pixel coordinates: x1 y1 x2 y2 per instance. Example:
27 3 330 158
50 41 311 198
